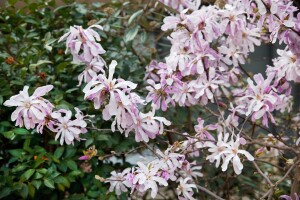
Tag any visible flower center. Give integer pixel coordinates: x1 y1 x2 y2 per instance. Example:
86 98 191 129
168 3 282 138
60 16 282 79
24 102 31 108
62 123 68 129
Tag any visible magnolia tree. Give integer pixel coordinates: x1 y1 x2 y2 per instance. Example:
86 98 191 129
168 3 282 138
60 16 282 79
2 0 300 199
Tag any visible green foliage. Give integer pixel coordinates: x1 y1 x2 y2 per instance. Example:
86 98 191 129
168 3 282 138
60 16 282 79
0 0 164 199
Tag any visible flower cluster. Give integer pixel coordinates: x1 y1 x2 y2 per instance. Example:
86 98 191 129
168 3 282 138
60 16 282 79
83 60 171 143
205 133 254 175
101 146 202 199
4 85 91 145
59 25 106 85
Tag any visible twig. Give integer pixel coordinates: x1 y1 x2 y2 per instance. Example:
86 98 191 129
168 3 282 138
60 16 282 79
196 185 225 200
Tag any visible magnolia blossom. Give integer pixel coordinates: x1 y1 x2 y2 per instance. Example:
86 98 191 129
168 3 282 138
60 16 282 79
220 135 254 175
83 60 137 109
205 133 254 175
133 162 168 198
50 108 87 145
105 168 131 195
269 49 300 82
159 0 201 12
238 73 279 127
176 177 197 200
125 108 171 143
4 85 54 129
58 25 105 63
146 79 174 111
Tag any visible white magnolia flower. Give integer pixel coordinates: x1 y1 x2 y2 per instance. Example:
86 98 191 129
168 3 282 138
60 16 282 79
133 162 168 198
105 168 131 195
176 177 197 200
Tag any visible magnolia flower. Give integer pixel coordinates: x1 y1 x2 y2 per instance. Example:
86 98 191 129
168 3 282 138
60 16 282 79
133 162 168 198
221 135 254 175
205 132 230 168
239 73 278 127
50 108 87 145
192 68 224 105
125 108 171 142
180 161 203 180
146 79 174 111
218 43 246 67
159 0 201 12
156 147 184 172
280 193 299 200
58 25 105 63
205 133 254 175
176 177 197 200
270 49 300 82
194 117 217 141
4 85 54 129
105 168 131 195
83 60 137 109
172 81 197 107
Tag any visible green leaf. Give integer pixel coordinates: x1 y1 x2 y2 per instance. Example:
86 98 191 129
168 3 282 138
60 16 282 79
66 88 79 93
28 183 35 198
13 128 30 135
36 168 47 174
55 176 70 188
96 134 109 141
33 172 43 179
8 149 25 158
8 0 18 5
2 131 16 140
128 9 143 25
29 60 52 72
23 169 35 181
66 160 77 171
20 184 28 199
43 178 55 189
31 180 42 190
0 188 11 199
0 95 3 105
124 25 140 43
85 138 94 148
54 147 64 159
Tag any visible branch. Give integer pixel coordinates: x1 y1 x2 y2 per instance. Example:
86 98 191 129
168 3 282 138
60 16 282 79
196 185 225 200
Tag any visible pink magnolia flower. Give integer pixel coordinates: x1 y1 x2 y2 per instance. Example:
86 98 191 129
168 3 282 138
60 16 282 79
156 147 184 173
146 79 174 111
125 107 171 142
77 56 106 86
179 161 203 180
4 85 54 130
171 81 197 107
218 43 246 67
83 60 137 109
269 49 300 82
102 93 137 133
239 73 279 127
280 193 299 200
205 132 230 168
58 25 105 63
194 117 217 141
192 68 224 105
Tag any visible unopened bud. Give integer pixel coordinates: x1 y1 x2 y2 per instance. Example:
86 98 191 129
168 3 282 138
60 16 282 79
103 7 114 15
286 159 294 165
5 56 14 65
95 175 105 182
